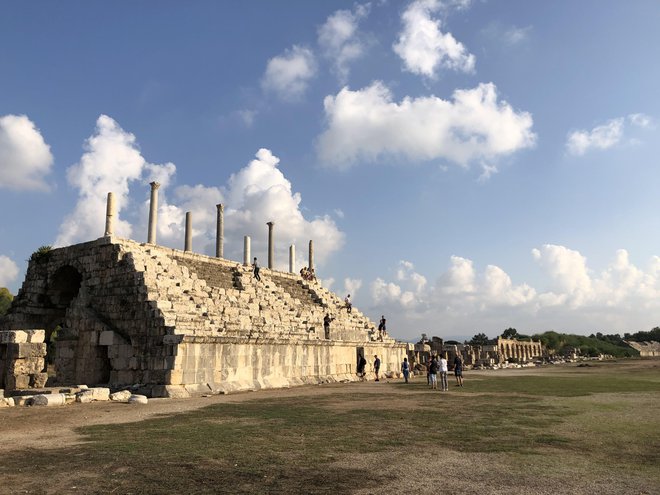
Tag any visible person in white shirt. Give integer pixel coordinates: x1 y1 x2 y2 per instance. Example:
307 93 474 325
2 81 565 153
438 354 449 391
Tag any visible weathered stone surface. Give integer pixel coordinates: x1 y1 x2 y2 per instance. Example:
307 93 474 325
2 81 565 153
128 394 148 404
89 387 110 401
1 237 407 396
32 393 66 406
76 391 94 403
109 390 132 401
0 397 15 407
13 395 34 406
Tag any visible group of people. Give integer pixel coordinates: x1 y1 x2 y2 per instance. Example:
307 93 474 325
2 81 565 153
300 266 316 281
400 354 464 390
356 353 380 381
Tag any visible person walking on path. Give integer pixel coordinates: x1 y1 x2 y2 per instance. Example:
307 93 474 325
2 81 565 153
401 357 410 383
429 355 439 390
252 257 261 282
453 354 464 387
357 354 367 381
373 355 381 381
439 354 449 391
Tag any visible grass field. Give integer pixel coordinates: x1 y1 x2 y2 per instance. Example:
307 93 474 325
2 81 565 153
1 360 659 494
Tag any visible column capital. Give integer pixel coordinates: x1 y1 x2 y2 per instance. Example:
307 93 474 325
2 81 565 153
216 203 224 211
150 181 161 190
267 221 274 227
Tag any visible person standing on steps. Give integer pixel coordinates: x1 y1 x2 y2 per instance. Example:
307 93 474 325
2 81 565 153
373 355 381 381
378 316 386 341
344 294 352 313
252 257 261 282
323 313 334 339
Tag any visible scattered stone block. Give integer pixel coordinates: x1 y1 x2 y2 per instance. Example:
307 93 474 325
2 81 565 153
0 397 15 407
128 394 148 404
32 393 67 406
110 390 132 402
89 387 110 401
76 391 94 403
13 395 34 406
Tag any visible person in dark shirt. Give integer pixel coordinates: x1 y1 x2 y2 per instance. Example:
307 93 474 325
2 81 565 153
357 354 367 381
454 354 464 387
373 355 381 381
323 313 333 339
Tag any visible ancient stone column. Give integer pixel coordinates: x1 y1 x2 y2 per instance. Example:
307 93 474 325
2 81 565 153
184 212 192 252
243 236 250 266
289 244 295 273
104 192 115 236
216 204 224 258
147 181 160 244
308 239 314 270
267 221 274 269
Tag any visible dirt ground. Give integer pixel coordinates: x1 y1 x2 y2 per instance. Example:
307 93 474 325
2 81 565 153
1 361 658 495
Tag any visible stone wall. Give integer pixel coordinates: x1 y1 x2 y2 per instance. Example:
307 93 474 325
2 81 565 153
0 237 407 396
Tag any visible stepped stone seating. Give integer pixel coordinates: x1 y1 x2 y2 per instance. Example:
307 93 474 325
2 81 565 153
0 237 406 397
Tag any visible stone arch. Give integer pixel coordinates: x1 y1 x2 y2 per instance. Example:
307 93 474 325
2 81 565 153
44 265 83 339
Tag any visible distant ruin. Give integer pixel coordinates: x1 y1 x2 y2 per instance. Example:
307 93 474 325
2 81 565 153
410 335 546 368
0 188 406 397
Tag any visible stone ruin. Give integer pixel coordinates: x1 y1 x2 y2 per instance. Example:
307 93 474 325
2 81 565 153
410 335 546 369
0 187 407 398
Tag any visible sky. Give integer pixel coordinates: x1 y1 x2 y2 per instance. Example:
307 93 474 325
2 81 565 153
1 0 660 342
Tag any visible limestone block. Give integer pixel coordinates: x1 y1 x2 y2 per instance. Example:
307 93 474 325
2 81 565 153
8 358 45 375
33 393 66 407
76 391 94 403
6 374 30 390
0 389 3 399
153 385 190 399
128 394 148 404
0 330 27 343
30 373 48 388
88 387 111 401
110 390 132 402
13 395 34 406
8 342 47 359
0 397 15 407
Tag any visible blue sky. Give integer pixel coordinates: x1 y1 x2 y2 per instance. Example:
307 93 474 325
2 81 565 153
1 0 659 342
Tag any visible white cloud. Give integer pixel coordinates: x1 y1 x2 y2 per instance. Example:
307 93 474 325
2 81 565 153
261 45 317 101
55 115 175 246
318 81 535 169
56 118 345 272
393 0 475 77
0 255 19 287
566 113 654 156
368 246 660 340
503 26 532 45
566 118 624 156
0 114 53 191
344 277 363 299
372 260 426 309
318 4 371 82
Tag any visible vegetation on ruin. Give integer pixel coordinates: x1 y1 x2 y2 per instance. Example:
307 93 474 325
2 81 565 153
0 287 13 316
29 244 52 263
1 360 658 494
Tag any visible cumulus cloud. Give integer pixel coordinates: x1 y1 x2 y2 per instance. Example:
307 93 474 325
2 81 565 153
482 22 532 46
344 278 363 299
261 45 317 101
393 0 475 77
0 114 53 191
0 255 19 287
369 246 660 340
371 260 427 309
56 118 344 272
317 81 535 171
318 4 371 82
566 113 653 155
55 115 175 246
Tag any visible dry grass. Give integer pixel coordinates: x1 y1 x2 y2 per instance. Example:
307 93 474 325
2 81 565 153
0 359 658 494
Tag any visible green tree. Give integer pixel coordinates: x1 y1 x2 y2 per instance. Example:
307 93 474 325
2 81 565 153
0 287 14 316
469 333 490 346
501 327 518 339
